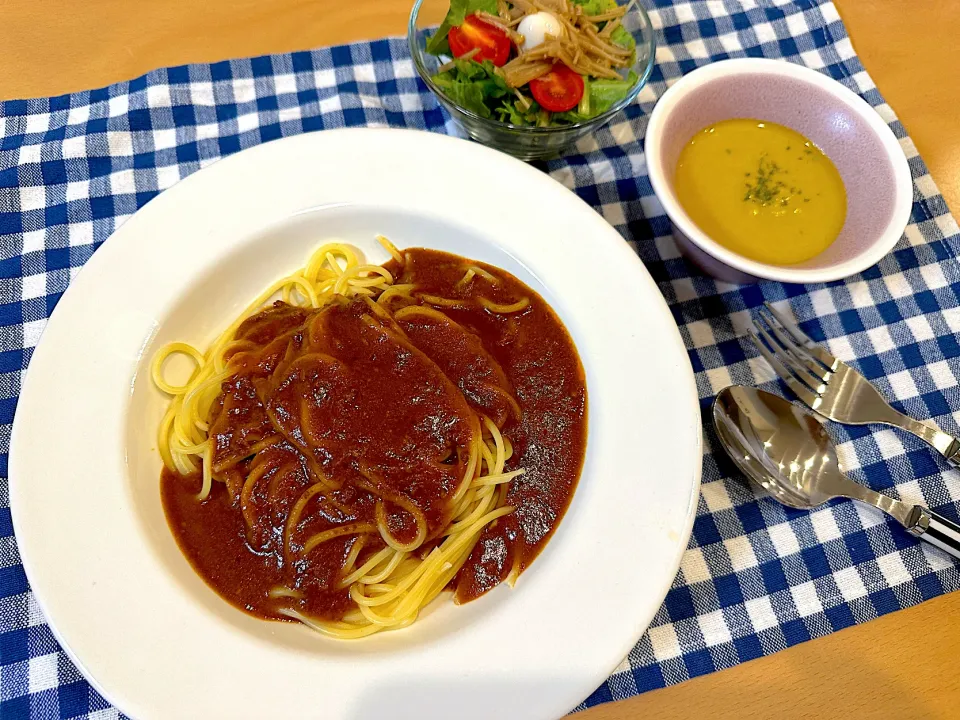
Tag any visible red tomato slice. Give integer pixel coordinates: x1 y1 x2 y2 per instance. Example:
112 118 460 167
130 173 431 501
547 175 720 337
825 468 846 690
529 64 585 113
448 15 512 67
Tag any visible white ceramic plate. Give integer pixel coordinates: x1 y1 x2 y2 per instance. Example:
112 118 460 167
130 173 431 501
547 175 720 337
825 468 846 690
10 128 701 720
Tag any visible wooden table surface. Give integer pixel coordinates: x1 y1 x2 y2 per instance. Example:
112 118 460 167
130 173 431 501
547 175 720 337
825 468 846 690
4 1 960 717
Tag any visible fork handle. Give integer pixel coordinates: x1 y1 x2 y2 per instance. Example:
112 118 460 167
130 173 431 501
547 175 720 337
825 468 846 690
885 412 960 466
906 506 960 559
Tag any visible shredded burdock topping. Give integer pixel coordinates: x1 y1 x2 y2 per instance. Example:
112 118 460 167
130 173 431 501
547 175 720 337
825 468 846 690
495 0 632 88
475 11 528 43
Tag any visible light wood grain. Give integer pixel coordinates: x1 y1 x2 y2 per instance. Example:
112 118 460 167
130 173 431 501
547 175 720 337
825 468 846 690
3 1 959 718
0 0 443 99
832 0 960 215
580 591 960 720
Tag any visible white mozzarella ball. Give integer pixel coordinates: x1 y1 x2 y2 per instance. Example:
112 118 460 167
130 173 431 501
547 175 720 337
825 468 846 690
517 12 564 52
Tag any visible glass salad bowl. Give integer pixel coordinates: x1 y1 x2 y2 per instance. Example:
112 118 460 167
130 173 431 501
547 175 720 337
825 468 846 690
409 0 657 161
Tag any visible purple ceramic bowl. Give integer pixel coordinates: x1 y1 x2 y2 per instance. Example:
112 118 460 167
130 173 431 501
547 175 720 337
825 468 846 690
645 59 913 284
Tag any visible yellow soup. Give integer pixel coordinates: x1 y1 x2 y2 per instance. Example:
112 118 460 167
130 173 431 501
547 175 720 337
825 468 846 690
673 119 847 265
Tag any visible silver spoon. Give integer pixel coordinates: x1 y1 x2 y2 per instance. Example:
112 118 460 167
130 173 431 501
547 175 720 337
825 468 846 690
713 385 960 559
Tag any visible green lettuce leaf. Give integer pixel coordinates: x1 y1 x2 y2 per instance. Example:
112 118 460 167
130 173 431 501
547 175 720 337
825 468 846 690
570 0 617 16
432 59 511 119
495 98 542 126
450 81 491 117
610 25 635 50
426 0 500 55
552 70 639 122
590 70 639 113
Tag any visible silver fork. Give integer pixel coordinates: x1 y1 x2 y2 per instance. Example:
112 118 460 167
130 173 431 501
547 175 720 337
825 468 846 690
749 302 960 466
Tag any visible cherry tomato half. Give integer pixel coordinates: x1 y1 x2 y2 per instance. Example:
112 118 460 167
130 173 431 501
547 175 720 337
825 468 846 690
448 15 512 67
529 64 585 113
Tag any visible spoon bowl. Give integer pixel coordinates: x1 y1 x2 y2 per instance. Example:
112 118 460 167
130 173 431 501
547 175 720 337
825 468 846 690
712 385 842 509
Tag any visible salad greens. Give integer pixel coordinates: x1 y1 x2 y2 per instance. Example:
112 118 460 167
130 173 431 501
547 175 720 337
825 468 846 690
571 0 609 14
610 25 636 50
432 58 512 120
426 0 640 128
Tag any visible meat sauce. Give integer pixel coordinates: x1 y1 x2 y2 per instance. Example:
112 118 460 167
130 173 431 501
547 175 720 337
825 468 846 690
161 248 587 620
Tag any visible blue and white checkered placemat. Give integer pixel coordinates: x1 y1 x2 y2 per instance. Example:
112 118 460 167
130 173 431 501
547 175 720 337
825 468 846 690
3 0 960 716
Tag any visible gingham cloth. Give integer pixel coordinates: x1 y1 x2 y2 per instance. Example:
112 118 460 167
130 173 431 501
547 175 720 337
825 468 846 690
2 0 959 717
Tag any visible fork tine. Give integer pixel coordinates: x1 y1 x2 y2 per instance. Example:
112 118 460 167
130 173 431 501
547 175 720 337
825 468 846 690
748 328 821 411
751 321 818 394
762 302 837 368
756 308 831 385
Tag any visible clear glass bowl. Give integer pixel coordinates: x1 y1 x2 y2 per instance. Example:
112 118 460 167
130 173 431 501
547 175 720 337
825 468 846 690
408 0 657 161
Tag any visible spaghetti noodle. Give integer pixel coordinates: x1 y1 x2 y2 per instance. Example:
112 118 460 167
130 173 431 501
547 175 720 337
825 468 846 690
154 239 587 639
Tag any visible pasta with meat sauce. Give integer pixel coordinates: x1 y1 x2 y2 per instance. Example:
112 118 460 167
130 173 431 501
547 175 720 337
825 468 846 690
153 238 586 638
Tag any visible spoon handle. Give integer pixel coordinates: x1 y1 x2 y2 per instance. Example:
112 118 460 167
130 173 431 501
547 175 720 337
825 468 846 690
837 480 960 559
906 506 960 559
